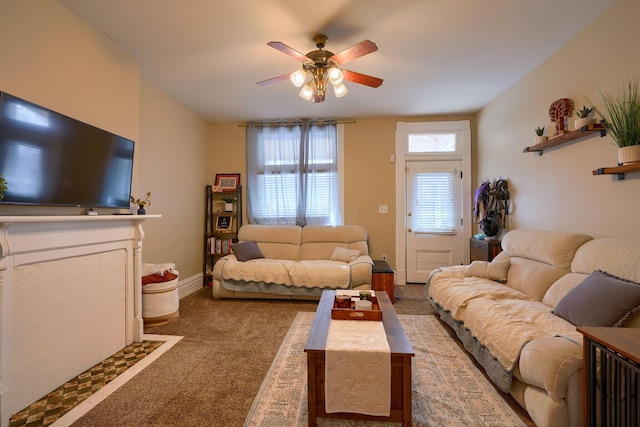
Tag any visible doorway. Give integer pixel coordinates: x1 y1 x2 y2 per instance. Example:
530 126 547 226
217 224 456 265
395 121 471 284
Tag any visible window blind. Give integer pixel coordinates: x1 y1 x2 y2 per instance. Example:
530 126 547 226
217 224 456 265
412 170 456 233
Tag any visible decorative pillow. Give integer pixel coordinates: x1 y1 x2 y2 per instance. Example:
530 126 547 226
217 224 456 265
552 270 640 327
232 240 264 262
464 259 511 282
330 247 361 263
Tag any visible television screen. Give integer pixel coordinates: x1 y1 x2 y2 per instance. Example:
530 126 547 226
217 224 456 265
0 92 134 209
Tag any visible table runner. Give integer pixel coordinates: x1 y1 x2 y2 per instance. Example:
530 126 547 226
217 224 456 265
325 318 391 416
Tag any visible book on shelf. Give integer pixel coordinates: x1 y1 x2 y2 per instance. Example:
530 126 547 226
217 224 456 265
207 237 233 255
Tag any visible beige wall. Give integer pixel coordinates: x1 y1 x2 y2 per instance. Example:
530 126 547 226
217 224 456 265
211 114 474 269
0 2 213 280
0 1 139 141
477 0 640 239
137 81 213 276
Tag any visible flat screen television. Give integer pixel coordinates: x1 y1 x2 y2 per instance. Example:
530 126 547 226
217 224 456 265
0 92 134 209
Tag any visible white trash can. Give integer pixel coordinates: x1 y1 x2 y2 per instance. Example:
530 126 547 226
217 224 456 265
142 263 179 327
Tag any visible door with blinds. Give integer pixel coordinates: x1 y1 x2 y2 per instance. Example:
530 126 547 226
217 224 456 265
406 160 463 283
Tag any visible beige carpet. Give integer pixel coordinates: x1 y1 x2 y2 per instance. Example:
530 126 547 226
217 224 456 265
245 311 526 426
68 285 531 426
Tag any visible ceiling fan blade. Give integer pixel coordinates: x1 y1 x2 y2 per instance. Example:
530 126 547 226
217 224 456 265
256 74 290 86
342 69 383 88
330 40 378 65
267 41 309 62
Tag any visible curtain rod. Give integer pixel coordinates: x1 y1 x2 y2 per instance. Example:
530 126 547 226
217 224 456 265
238 119 356 128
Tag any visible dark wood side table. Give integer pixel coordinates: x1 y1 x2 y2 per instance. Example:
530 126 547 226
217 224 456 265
577 326 640 427
372 260 395 303
469 238 502 262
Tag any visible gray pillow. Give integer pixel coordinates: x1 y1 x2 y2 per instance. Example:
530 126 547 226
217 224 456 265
232 240 264 262
552 270 640 327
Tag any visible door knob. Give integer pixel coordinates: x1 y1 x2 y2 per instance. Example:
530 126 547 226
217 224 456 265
408 228 412 233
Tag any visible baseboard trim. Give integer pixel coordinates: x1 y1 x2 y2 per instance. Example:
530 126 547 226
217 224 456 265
178 273 203 299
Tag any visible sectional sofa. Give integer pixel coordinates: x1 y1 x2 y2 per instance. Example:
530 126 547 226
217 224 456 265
426 229 640 427
212 224 373 299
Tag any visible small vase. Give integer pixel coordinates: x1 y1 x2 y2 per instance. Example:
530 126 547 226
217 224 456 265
224 203 233 212
535 135 547 144
137 205 146 215
617 145 640 165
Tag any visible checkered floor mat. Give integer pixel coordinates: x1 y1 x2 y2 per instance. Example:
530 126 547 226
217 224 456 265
9 340 164 427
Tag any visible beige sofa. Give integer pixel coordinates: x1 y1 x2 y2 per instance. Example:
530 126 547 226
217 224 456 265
426 229 640 427
212 224 373 300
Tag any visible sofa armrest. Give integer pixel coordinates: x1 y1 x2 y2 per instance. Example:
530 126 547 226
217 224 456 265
349 255 373 287
211 254 236 280
516 336 583 400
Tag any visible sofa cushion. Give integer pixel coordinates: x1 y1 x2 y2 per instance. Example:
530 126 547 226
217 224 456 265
300 225 368 260
232 240 264 262
501 230 593 270
570 238 640 283
552 270 640 327
238 225 301 260
329 246 361 263
464 259 510 282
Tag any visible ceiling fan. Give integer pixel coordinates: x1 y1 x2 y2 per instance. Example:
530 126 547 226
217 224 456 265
257 34 383 103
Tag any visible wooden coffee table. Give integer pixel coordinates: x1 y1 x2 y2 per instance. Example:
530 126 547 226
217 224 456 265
304 290 414 427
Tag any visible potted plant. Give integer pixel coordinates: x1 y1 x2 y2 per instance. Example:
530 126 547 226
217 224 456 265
222 197 236 212
130 191 152 215
0 173 6 201
591 80 640 165
534 126 547 144
574 105 594 130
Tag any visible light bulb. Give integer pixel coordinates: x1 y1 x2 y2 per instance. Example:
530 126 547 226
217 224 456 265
299 83 314 101
328 67 343 85
333 82 348 98
289 69 307 87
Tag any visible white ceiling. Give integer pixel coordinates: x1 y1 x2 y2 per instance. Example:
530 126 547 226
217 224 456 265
58 0 617 123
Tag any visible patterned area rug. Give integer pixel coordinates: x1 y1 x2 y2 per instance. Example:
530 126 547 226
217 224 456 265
244 312 526 426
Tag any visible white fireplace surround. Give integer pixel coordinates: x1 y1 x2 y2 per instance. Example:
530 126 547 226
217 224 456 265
0 215 159 426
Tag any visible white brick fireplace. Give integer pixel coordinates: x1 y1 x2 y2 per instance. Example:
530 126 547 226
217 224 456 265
0 215 158 426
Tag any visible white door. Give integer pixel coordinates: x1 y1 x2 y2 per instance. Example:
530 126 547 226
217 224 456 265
406 160 463 283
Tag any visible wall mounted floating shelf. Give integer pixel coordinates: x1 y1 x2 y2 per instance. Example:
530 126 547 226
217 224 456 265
523 123 606 156
593 163 640 180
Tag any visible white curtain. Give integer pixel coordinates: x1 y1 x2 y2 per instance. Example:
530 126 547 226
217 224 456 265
246 119 339 226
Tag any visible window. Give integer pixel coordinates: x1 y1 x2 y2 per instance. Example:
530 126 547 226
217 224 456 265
246 120 342 225
411 170 456 233
408 133 456 153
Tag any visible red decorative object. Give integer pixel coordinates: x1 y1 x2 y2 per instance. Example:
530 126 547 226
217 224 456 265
549 98 574 136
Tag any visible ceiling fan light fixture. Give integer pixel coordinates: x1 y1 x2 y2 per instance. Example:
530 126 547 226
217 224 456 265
328 67 343 85
333 82 348 98
299 83 314 101
289 69 307 87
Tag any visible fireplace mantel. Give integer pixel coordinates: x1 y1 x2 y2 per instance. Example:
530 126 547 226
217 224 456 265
0 215 160 426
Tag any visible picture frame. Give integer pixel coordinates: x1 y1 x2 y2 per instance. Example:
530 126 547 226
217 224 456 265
215 173 240 192
215 215 233 232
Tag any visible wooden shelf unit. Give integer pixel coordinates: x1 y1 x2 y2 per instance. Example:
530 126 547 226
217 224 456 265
523 123 606 155
592 163 640 180
203 184 242 287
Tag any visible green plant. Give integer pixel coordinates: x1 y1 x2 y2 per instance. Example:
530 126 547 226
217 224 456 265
0 174 7 201
590 80 640 147
576 105 594 118
222 197 236 203
535 126 545 136
130 191 152 207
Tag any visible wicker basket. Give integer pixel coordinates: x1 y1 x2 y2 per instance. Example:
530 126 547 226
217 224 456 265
617 145 640 165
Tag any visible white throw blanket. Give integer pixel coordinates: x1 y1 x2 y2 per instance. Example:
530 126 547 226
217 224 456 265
325 319 391 416
221 258 352 288
429 267 582 371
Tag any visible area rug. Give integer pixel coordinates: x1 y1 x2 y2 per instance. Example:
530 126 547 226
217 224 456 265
244 312 526 426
